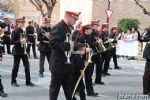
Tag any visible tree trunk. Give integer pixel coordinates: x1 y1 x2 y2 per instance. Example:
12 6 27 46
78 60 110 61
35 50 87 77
47 7 53 18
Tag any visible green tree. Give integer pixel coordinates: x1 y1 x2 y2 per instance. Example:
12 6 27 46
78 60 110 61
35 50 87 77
117 18 140 33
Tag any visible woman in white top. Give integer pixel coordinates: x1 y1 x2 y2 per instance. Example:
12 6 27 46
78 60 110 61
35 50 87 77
131 27 138 40
123 28 134 41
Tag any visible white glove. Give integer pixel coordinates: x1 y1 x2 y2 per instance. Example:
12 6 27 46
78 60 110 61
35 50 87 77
20 38 26 45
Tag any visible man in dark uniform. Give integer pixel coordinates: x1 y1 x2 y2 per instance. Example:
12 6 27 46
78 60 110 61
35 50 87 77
91 20 105 85
71 43 88 100
38 17 51 77
109 27 121 69
49 11 80 100
138 27 150 95
11 16 35 87
0 76 7 97
0 17 11 54
0 42 8 97
99 23 111 76
78 24 98 97
26 21 38 59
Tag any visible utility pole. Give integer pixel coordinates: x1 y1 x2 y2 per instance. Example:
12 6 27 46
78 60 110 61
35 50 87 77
107 0 110 23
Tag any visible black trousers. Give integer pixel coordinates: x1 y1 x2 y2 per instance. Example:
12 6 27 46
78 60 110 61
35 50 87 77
92 54 102 83
84 63 94 94
2 36 11 53
109 48 118 68
72 73 86 100
143 59 150 94
0 76 4 92
39 51 50 74
11 54 31 84
49 72 73 100
26 41 37 58
101 51 110 74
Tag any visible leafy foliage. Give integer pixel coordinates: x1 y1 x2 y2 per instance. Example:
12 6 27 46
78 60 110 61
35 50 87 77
117 18 140 33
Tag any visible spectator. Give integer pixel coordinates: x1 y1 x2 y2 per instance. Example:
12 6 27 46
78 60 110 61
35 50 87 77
123 28 135 41
131 27 138 40
117 28 125 40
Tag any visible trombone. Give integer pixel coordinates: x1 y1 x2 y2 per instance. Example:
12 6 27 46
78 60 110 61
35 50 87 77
71 51 93 99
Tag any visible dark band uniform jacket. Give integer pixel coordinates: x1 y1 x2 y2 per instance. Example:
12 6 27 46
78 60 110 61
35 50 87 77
38 26 51 53
139 32 150 59
11 28 25 55
26 25 35 43
49 20 72 73
71 53 84 74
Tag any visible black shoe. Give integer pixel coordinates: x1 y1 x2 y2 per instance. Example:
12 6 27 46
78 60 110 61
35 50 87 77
144 92 150 96
7 52 12 54
0 91 8 97
26 82 35 86
115 66 122 69
105 73 111 76
87 92 99 97
39 73 44 78
11 82 19 87
95 81 105 85
72 97 77 100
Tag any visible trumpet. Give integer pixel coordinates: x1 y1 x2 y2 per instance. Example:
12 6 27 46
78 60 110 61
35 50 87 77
20 32 27 54
40 28 51 40
94 36 107 52
65 32 73 64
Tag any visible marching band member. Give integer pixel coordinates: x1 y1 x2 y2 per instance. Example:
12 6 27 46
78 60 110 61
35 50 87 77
71 43 87 100
11 16 35 87
78 24 98 97
91 20 105 85
109 27 121 69
0 17 11 54
0 42 7 97
138 27 150 96
99 23 111 76
0 76 7 97
26 20 38 59
37 17 51 77
49 11 80 100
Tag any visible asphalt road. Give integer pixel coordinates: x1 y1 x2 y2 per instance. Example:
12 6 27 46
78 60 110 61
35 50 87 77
0 52 149 100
